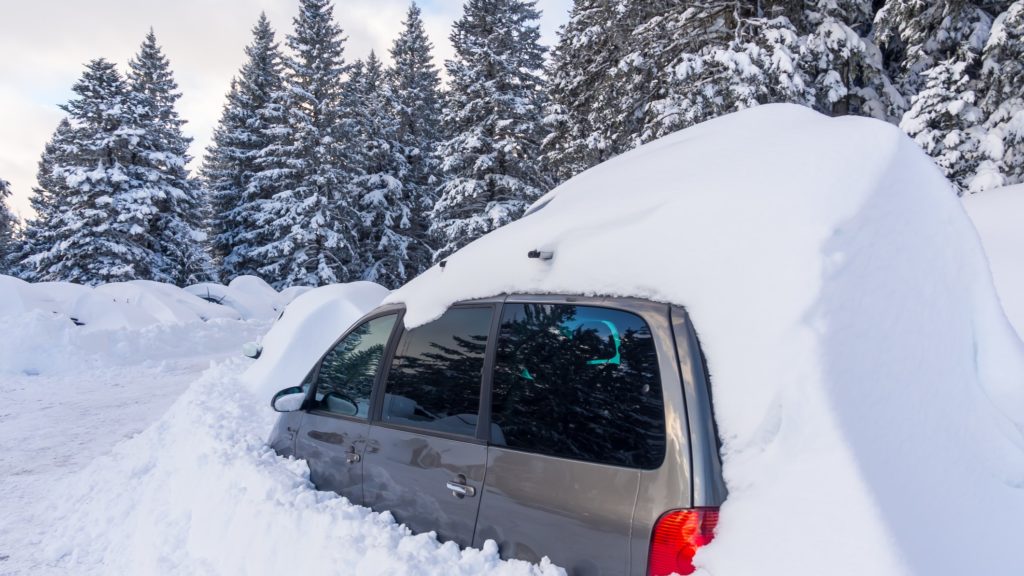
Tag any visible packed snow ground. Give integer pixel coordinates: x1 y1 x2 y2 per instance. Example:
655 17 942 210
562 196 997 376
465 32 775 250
2 105 1024 576
964 184 1024 338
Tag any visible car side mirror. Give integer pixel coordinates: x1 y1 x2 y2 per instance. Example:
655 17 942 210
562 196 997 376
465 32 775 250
243 342 263 359
271 386 306 412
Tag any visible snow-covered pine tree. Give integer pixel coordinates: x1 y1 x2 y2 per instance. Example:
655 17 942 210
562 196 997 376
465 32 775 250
431 0 550 260
251 0 362 287
25 59 161 284
900 59 986 190
128 30 213 285
875 0 994 98
0 178 16 273
11 119 73 280
801 0 904 120
543 0 630 183
203 13 289 281
350 52 421 288
973 0 1024 191
387 2 442 269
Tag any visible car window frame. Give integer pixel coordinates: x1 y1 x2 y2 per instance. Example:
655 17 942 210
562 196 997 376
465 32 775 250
303 307 405 423
483 295 671 470
368 302 502 445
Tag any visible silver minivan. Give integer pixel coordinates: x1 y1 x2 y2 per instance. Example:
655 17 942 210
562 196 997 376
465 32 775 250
268 294 727 576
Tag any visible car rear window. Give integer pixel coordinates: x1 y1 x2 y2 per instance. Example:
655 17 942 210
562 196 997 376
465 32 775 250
491 303 666 469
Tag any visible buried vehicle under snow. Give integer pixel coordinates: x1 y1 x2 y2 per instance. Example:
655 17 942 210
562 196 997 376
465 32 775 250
266 105 1024 576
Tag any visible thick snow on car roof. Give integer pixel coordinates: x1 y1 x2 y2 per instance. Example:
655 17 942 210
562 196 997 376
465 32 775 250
387 104 1024 575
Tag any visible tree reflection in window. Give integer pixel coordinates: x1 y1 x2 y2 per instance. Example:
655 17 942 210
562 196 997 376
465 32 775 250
491 304 666 469
382 307 493 436
313 314 397 418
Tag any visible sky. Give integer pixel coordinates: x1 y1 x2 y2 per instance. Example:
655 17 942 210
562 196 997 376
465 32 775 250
0 0 571 220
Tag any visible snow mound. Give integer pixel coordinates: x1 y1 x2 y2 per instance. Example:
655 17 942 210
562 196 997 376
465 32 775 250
387 104 1024 575
28 361 562 576
243 281 390 399
964 184 1024 338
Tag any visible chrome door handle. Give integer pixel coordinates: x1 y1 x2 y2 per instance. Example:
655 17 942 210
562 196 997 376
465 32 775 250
446 480 476 498
346 451 361 464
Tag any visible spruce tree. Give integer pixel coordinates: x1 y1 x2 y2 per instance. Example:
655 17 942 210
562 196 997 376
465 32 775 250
800 0 904 120
543 0 630 183
203 14 289 281
431 0 550 260
251 0 362 287
350 52 420 288
13 119 73 280
388 2 442 269
900 59 986 191
0 178 16 274
128 30 213 285
25 59 160 284
973 0 1024 191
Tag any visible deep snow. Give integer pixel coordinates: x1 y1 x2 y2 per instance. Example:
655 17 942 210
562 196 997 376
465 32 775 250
3 104 1024 576
964 184 1024 338
387 104 1024 575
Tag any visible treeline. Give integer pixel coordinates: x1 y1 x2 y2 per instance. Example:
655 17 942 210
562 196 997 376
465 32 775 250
1 0 1022 288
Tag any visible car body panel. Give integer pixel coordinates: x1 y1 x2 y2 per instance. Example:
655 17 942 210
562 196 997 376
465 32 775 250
362 424 488 547
294 413 370 505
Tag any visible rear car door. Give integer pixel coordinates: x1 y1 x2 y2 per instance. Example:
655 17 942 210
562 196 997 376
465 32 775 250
294 312 399 506
362 304 496 547
474 299 669 576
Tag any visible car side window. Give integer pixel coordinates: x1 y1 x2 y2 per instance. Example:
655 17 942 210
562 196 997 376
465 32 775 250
491 303 666 469
380 307 493 437
311 314 398 418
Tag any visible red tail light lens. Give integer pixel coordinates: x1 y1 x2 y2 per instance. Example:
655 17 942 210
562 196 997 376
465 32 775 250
648 507 719 576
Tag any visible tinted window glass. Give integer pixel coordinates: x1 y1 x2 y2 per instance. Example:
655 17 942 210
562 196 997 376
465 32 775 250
491 304 665 469
381 307 493 437
312 314 397 418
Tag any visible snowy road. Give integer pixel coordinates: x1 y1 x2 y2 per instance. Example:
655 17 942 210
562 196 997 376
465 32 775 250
0 321 269 574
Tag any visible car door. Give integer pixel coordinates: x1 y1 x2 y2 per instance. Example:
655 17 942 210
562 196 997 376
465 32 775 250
362 304 497 547
294 312 400 506
474 299 670 576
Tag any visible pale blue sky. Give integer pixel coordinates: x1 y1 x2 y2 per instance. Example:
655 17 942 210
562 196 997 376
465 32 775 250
0 0 571 218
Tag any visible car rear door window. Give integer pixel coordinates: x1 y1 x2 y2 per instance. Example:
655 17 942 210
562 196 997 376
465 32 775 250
380 307 493 437
491 303 665 469
311 314 398 418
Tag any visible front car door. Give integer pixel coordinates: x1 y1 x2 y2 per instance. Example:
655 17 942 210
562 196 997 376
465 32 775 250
362 303 498 547
294 311 400 506
474 298 672 576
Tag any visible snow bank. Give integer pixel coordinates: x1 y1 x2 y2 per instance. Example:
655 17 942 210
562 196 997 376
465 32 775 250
26 360 561 576
185 275 306 320
387 104 1024 575
0 275 305 375
243 281 390 399
964 184 1024 338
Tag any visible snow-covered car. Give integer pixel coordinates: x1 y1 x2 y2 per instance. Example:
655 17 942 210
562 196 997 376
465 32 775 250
268 295 721 576
264 105 1024 576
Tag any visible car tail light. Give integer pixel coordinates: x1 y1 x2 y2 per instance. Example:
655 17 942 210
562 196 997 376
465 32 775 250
648 507 719 576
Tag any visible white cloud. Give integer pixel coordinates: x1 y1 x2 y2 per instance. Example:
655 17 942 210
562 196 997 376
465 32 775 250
0 0 570 221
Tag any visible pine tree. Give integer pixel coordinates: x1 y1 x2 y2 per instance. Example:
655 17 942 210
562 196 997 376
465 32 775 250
431 0 550 260
350 52 421 288
388 2 442 269
0 178 17 274
543 0 630 183
25 59 161 284
203 13 289 281
128 30 213 285
900 59 986 191
251 0 362 287
792 0 902 120
875 0 994 97
973 0 1024 191
12 119 73 280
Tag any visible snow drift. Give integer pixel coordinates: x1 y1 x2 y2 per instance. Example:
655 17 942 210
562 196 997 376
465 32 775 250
387 104 1024 575
964 184 1024 338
